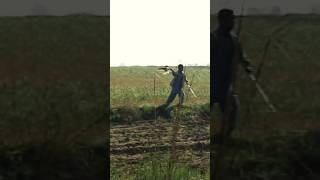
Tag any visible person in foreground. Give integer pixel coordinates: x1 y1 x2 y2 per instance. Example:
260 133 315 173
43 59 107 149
211 8 254 179
211 8 253 141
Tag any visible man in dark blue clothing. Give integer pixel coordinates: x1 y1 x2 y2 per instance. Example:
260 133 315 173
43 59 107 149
165 64 188 106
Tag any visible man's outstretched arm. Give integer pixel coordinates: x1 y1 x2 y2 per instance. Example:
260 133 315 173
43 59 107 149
168 68 177 76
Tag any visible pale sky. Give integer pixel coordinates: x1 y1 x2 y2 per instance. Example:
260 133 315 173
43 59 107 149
212 0 320 15
0 0 109 16
110 0 210 66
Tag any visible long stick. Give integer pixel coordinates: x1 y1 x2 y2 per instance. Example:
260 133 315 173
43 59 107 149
247 74 277 112
245 37 272 119
185 73 195 102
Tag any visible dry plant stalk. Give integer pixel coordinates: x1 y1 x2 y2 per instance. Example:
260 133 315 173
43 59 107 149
167 105 181 179
153 72 163 155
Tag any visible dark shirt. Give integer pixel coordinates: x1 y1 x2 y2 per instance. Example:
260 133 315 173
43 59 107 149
211 29 235 103
170 71 186 92
210 28 252 105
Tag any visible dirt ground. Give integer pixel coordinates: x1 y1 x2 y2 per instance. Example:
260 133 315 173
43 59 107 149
110 117 210 171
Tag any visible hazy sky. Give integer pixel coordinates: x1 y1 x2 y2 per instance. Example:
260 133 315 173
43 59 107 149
212 0 320 14
111 0 210 66
0 0 109 16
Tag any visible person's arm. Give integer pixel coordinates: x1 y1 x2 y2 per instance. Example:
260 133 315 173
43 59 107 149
169 68 177 76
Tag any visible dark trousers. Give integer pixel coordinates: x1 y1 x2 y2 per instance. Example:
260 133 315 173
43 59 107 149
211 95 239 180
211 95 239 138
166 89 184 105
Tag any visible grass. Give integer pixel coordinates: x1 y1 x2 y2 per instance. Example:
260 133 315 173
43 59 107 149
0 15 109 179
0 79 107 180
211 15 320 116
110 14 320 179
110 104 209 123
212 131 320 179
210 14 320 179
2 14 319 179
111 153 209 180
110 66 210 107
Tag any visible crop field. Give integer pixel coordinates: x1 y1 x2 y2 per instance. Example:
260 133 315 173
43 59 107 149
111 66 210 107
110 66 210 179
1 14 319 180
211 14 320 179
111 14 320 179
0 16 108 179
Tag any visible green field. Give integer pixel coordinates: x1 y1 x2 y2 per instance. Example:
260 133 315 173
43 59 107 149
1 14 319 179
111 14 320 179
211 14 320 179
110 65 211 179
0 16 108 179
111 66 210 107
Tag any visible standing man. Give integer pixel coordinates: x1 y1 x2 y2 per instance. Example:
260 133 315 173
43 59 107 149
211 9 253 139
211 8 254 180
165 64 189 107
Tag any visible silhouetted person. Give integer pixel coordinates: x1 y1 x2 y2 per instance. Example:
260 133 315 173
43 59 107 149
211 8 254 180
211 9 253 138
